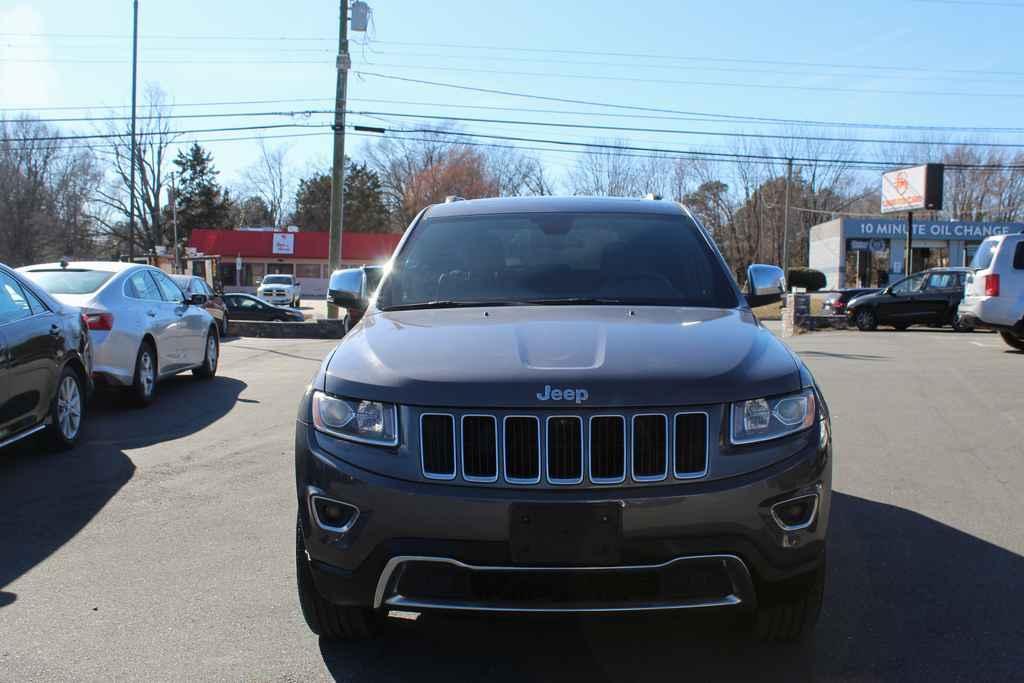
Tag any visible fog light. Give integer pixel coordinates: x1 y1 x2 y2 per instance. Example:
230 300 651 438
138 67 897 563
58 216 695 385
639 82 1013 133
310 494 359 533
771 494 818 531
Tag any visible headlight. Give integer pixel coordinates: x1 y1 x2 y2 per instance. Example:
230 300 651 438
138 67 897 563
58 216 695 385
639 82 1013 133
730 388 816 445
311 392 399 446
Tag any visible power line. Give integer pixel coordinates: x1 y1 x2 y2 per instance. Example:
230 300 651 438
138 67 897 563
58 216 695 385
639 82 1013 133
356 60 1024 100
354 72 1024 133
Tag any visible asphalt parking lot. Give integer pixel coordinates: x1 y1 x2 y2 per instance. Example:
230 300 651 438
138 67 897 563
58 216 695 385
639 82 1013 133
1 328 1022 682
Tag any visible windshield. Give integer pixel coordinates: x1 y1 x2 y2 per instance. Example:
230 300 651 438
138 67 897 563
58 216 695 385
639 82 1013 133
376 212 737 310
24 269 115 295
970 239 999 270
262 275 292 285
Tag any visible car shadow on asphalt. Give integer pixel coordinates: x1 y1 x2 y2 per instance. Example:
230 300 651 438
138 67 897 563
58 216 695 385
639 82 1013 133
318 492 1024 682
0 375 246 608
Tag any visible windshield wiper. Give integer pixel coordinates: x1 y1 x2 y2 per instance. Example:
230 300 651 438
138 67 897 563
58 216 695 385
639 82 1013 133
381 300 517 311
523 297 634 306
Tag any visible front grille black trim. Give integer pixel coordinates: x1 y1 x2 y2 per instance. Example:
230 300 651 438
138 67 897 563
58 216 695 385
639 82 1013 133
420 413 456 480
588 415 626 485
631 414 669 482
503 415 542 485
461 414 499 483
545 415 584 485
673 411 710 480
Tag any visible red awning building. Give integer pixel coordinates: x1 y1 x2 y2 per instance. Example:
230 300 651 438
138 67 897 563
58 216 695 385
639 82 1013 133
187 229 402 296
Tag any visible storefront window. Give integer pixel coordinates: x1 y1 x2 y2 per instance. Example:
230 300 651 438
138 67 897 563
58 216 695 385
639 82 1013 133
219 263 237 287
844 240 890 288
295 263 322 279
242 262 266 286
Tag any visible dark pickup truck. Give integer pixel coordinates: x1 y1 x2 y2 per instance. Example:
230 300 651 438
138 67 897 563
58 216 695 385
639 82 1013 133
295 196 832 643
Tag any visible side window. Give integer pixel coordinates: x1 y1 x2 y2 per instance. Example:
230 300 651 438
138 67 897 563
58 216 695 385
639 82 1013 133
239 297 260 310
127 271 162 301
0 272 32 325
152 271 184 303
20 284 49 314
926 273 953 289
199 280 213 296
1014 242 1024 270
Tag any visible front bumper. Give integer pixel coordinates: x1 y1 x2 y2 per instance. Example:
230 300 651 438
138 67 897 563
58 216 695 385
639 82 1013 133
259 293 294 305
295 419 831 613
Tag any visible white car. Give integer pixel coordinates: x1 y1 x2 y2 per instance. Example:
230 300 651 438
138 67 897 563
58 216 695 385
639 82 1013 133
20 262 220 405
257 274 301 307
958 233 1024 350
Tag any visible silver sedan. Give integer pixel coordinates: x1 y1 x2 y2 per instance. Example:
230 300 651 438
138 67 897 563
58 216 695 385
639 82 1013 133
19 261 220 406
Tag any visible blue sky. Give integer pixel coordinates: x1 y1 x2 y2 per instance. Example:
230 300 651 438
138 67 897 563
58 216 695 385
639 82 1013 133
3 0 1024 190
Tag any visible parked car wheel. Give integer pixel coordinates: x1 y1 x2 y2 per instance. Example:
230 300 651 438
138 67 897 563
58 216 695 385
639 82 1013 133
953 314 974 333
193 328 219 379
49 365 85 450
294 296 301 307
130 341 158 407
754 554 826 642
1000 330 1024 351
295 516 378 641
855 309 878 331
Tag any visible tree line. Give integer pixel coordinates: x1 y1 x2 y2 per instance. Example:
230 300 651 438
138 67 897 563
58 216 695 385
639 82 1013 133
3 84 1024 279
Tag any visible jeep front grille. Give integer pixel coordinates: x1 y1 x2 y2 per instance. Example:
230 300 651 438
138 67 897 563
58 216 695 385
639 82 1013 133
419 409 710 486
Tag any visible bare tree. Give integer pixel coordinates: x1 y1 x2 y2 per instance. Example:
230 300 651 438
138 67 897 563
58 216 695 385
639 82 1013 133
0 116 100 265
93 84 179 255
566 141 670 198
241 140 295 227
484 147 553 196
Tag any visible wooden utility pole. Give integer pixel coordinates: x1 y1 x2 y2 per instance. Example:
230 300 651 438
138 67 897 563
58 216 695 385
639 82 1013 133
326 0 350 319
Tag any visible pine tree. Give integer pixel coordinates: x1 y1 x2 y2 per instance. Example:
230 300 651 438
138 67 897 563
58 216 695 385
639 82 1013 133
171 143 234 234
292 161 391 232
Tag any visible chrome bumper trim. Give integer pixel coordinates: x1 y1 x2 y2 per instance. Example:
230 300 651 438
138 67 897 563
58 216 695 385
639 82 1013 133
372 553 755 613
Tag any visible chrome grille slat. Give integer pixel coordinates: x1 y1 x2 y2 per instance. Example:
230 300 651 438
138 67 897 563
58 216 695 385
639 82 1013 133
419 409 708 486
462 415 498 482
632 414 668 481
546 416 583 484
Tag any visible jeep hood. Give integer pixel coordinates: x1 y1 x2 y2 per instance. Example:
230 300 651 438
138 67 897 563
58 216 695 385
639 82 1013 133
322 306 800 409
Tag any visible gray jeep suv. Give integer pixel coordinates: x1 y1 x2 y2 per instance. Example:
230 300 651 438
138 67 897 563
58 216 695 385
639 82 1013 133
295 196 832 642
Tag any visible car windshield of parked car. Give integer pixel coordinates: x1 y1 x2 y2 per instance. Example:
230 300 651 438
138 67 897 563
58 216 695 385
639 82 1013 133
24 269 114 295
263 275 292 285
376 212 737 310
970 239 998 270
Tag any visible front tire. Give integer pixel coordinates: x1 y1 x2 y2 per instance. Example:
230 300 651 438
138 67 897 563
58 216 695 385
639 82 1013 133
1000 330 1024 351
295 516 378 641
754 556 826 642
193 328 219 378
953 314 974 333
49 366 84 450
130 341 157 407
854 309 878 331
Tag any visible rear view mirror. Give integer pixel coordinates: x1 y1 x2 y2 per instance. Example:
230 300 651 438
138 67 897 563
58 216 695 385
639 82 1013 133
189 293 208 306
745 264 786 308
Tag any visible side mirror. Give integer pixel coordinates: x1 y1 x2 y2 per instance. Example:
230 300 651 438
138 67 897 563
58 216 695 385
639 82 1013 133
745 264 786 308
329 289 367 311
189 293 208 306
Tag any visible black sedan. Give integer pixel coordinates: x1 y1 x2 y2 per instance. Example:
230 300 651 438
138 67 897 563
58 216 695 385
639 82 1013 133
223 293 305 322
846 267 974 331
821 288 878 316
0 263 93 451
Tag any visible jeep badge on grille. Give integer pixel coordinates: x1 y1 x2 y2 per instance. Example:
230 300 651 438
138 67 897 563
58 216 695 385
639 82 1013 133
536 385 590 404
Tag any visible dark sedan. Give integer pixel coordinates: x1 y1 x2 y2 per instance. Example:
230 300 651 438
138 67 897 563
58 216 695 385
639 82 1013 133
1 263 93 451
222 293 304 322
821 288 878 316
171 275 228 337
847 268 974 331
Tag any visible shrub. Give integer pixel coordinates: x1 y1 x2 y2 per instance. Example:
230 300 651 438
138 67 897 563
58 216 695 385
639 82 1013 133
787 267 826 292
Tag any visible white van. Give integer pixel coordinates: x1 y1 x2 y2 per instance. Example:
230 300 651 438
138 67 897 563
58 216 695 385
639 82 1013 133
959 233 1024 350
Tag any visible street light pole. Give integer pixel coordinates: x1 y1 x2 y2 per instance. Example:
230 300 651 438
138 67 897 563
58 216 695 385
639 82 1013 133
326 0 350 319
128 0 139 262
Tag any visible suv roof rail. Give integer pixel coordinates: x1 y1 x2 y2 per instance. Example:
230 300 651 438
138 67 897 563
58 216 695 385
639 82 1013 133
644 193 663 200
444 195 466 203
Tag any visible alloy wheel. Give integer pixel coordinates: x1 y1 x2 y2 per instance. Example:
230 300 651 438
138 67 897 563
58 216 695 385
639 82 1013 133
140 351 155 397
57 375 82 440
